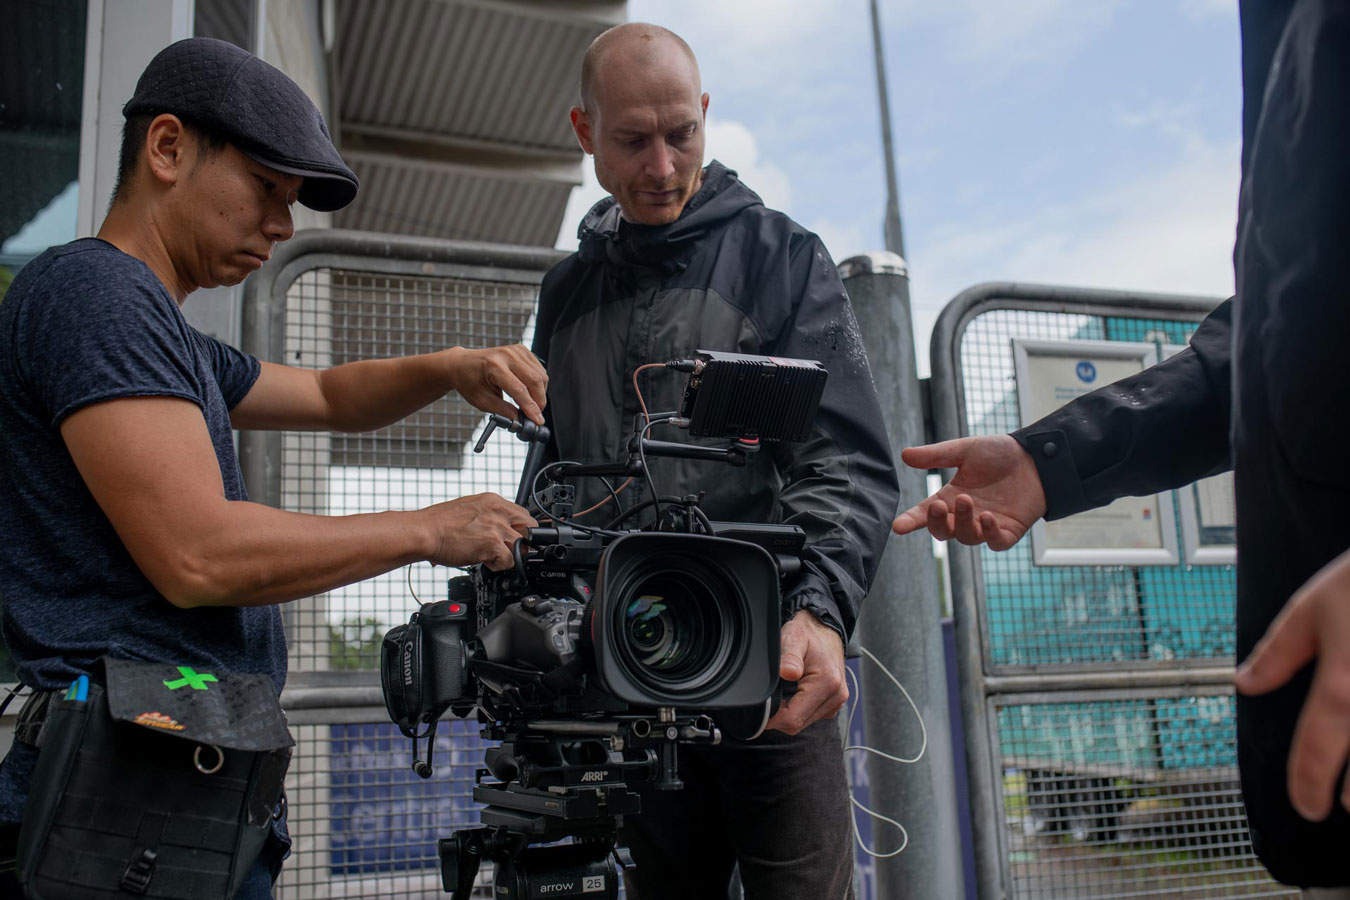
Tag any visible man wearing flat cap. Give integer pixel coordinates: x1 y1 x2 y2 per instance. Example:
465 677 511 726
0 38 544 897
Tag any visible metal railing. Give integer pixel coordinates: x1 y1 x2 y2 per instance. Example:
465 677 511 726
241 229 564 899
929 283 1295 899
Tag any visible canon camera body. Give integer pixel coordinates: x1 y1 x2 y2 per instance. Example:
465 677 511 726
381 522 805 738
380 350 827 746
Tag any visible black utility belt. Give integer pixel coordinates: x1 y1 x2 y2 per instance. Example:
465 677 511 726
14 658 294 900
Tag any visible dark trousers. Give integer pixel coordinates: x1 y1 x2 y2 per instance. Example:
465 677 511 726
620 718 855 900
0 823 17 897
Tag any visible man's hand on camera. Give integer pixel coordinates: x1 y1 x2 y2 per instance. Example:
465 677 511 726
445 344 549 426
891 435 1046 550
765 610 848 735
423 493 536 571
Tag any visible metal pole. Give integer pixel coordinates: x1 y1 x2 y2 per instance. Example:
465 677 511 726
869 0 906 259
840 252 963 899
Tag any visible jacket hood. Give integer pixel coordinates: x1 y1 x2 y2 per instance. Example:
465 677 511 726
575 160 763 271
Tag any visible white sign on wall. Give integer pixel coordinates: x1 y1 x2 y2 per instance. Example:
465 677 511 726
1163 345 1237 565
1012 338 1179 567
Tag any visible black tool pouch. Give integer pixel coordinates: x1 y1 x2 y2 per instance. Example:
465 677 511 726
15 658 294 899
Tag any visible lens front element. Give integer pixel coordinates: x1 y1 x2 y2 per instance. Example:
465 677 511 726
623 572 718 678
610 561 740 699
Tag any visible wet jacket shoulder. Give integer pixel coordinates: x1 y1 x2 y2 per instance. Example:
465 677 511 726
534 161 899 641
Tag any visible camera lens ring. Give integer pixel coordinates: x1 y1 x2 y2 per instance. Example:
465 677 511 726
606 552 751 700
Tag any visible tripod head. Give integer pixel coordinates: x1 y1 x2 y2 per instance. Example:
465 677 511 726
439 713 718 899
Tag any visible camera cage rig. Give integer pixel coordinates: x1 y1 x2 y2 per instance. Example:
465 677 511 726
397 351 827 899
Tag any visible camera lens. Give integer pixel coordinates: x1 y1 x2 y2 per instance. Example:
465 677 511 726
626 596 672 658
625 584 698 671
593 533 780 708
609 564 742 697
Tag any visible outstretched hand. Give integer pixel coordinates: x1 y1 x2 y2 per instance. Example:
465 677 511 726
891 435 1046 550
1236 548 1350 821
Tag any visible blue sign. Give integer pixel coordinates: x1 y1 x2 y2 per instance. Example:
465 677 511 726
1075 360 1097 384
329 722 486 875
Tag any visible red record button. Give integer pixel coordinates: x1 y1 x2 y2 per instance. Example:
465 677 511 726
448 603 464 614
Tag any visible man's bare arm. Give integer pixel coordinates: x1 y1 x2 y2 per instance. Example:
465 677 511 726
61 396 534 608
230 344 547 433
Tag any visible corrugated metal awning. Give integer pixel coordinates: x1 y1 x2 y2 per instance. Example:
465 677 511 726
332 0 623 246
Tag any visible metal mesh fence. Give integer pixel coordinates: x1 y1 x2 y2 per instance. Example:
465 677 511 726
958 308 1237 670
942 294 1295 899
267 260 543 898
278 717 494 899
994 691 1293 900
278 267 536 675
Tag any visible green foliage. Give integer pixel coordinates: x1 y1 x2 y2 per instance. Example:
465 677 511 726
328 617 384 670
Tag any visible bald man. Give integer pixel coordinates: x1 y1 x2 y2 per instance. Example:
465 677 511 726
531 24 899 900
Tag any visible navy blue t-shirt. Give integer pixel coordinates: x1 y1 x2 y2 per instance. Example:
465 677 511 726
0 238 287 820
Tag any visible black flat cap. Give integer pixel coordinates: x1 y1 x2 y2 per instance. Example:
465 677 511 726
124 37 358 212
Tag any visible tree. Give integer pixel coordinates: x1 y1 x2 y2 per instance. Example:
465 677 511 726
328 617 385 670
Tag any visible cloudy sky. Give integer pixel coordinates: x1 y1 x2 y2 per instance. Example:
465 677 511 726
557 0 1242 374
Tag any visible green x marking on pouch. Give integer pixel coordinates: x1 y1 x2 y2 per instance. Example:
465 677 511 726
164 667 218 691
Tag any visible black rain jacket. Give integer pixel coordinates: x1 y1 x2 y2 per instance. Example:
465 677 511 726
532 161 900 641
1013 0 1350 884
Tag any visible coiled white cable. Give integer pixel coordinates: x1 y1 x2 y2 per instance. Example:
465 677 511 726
844 644 928 859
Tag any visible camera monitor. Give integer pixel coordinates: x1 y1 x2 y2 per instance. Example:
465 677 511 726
678 350 826 442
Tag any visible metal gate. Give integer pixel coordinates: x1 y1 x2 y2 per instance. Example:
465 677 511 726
929 283 1297 899
240 230 564 899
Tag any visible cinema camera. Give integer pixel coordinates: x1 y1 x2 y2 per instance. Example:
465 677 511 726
380 351 828 899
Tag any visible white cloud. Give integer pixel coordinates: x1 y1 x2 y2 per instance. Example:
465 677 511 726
1180 0 1234 21
959 0 1124 65
704 118 792 213
907 133 1239 374
810 219 870 264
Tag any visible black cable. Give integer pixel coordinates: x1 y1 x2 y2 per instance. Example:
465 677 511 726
511 538 527 585
597 475 621 513
638 419 661 529
603 496 694 530
531 461 620 539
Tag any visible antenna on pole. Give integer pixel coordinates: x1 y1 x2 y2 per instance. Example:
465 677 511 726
870 0 906 260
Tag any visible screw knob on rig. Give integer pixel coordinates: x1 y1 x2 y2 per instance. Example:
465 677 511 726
474 412 552 453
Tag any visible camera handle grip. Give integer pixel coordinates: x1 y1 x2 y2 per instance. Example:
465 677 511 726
439 829 485 899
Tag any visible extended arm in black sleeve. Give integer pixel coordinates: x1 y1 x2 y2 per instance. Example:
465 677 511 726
1012 298 1233 520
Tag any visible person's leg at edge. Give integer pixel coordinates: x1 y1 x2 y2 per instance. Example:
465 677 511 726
620 742 738 900
715 718 855 900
